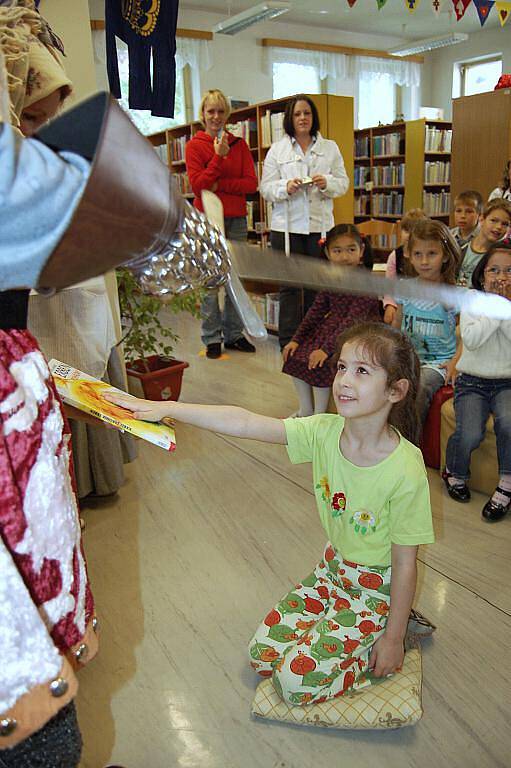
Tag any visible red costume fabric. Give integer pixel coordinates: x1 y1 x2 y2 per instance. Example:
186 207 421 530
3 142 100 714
185 130 258 218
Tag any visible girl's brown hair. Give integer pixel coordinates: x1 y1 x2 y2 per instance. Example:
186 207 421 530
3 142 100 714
335 322 421 445
406 218 462 285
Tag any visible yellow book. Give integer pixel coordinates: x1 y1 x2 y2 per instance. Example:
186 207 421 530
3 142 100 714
49 359 176 452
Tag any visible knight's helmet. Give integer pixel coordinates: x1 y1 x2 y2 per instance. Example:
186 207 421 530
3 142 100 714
36 92 231 296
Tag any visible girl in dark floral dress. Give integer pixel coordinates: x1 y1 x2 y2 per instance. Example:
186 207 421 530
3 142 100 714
282 224 381 416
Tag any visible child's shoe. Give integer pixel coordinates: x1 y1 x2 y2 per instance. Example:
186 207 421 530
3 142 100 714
482 486 511 522
441 469 471 503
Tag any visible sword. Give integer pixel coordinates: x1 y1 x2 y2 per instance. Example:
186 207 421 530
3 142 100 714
229 241 511 321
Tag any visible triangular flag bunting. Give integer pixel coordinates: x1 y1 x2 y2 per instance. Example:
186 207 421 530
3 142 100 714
451 0 471 19
431 0 442 14
405 0 421 10
495 0 511 23
346 0 357 6
376 0 389 8
473 0 494 23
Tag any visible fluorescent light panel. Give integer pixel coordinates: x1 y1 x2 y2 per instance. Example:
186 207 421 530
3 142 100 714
212 2 291 35
388 33 468 57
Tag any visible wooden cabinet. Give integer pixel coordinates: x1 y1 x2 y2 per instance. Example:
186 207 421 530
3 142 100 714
451 89 511 212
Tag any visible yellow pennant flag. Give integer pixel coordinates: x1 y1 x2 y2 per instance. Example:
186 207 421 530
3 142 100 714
495 0 511 23
404 0 421 9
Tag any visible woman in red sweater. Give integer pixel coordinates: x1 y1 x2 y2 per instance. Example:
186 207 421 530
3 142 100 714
186 89 258 358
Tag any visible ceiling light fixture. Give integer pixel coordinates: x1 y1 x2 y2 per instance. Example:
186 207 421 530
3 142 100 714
212 2 291 35
388 32 468 57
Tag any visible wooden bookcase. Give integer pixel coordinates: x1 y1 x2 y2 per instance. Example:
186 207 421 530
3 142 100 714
148 93 354 241
451 89 511 214
354 118 452 227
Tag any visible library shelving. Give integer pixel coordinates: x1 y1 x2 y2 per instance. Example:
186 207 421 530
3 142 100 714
353 118 452 228
451 89 511 216
148 93 354 241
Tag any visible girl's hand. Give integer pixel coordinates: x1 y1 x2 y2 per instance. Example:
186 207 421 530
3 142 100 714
282 341 299 361
214 133 229 157
286 178 302 196
211 181 218 192
440 357 458 385
103 391 172 422
312 174 327 191
308 349 328 369
368 633 404 678
491 279 511 300
383 305 397 325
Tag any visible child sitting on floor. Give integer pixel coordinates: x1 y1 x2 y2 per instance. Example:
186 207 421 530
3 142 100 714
105 323 434 705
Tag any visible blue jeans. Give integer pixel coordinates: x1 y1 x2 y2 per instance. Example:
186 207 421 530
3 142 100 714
445 373 511 480
200 216 247 346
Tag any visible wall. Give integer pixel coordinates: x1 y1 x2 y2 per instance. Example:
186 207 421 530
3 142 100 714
423 26 511 120
40 0 97 105
88 1 404 106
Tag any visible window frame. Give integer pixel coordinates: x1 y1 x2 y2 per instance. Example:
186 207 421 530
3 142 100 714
458 55 503 98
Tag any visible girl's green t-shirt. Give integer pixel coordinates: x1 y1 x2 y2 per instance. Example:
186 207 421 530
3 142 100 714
284 414 434 567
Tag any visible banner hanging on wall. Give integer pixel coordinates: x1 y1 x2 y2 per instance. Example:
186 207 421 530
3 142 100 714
404 0 421 10
431 0 442 14
495 0 511 23
346 0 358 6
451 0 472 18
376 0 390 9
473 0 495 23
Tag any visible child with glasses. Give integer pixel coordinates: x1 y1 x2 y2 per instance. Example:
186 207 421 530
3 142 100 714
443 242 511 522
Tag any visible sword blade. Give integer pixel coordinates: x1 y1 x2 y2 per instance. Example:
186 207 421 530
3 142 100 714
230 242 511 320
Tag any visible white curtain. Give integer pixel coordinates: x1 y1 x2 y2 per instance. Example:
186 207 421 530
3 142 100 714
262 45 349 81
351 56 421 88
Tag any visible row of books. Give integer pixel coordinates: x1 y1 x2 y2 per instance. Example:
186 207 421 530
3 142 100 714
169 135 188 162
371 233 399 250
227 118 257 145
372 191 404 216
424 160 451 184
263 200 273 229
354 166 371 187
372 162 405 187
425 127 452 153
247 292 280 329
355 135 370 158
173 171 192 196
260 110 285 146
354 194 371 216
372 132 404 157
423 190 451 215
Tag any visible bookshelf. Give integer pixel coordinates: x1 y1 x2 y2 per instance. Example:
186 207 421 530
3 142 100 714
148 93 354 242
354 118 452 229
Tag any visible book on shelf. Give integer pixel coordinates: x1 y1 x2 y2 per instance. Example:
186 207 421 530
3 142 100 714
354 194 370 216
260 110 285 146
354 166 371 187
425 126 452 153
424 160 451 184
372 132 403 157
372 233 399 250
227 117 256 144
372 162 405 186
355 135 369 158
153 144 167 163
170 134 188 162
173 171 192 196
246 292 280 329
49 360 176 452
264 200 273 230
423 190 451 216
372 191 403 216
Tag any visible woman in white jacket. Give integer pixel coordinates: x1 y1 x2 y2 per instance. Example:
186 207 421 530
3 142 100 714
260 94 349 349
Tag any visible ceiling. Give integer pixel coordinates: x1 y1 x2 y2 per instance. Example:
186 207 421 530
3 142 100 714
180 0 503 40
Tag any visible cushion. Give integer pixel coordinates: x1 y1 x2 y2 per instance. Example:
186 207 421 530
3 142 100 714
251 648 422 730
440 399 498 496
421 385 454 469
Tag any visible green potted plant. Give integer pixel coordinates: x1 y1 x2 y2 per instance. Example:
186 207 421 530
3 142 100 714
117 268 201 401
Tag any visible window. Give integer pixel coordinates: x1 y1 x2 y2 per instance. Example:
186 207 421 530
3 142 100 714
458 57 502 98
357 73 396 130
272 62 321 100
116 38 186 135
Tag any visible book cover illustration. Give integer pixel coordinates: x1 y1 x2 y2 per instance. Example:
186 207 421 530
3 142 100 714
49 359 176 452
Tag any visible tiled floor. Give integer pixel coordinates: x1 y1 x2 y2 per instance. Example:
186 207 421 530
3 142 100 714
77 311 511 768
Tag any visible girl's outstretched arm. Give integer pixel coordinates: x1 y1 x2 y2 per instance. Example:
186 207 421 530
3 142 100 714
103 392 287 444
368 543 417 677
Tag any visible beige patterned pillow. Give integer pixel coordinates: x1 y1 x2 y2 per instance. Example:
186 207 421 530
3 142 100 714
251 648 422 730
